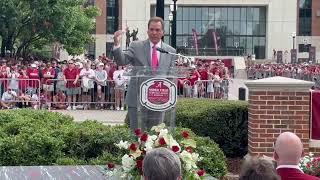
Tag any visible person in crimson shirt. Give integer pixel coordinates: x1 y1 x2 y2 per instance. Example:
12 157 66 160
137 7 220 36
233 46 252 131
18 67 29 94
42 62 56 104
0 59 10 95
274 132 320 180
63 60 80 110
26 63 40 95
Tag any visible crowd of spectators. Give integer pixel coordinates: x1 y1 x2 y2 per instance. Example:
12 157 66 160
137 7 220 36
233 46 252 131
177 59 231 99
0 54 128 110
0 55 233 110
247 63 320 89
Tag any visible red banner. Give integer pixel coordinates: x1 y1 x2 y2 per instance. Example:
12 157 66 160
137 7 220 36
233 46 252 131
311 91 320 139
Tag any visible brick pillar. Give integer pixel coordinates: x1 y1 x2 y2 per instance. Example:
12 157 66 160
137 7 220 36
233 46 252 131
245 77 314 156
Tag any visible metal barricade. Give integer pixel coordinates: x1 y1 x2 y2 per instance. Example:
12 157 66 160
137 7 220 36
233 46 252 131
192 79 230 100
0 78 41 109
45 79 129 110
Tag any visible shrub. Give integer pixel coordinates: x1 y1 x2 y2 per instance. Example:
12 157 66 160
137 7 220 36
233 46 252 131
0 109 132 166
176 99 248 158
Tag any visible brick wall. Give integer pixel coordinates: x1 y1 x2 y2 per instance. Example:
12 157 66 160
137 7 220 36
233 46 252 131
248 90 310 156
246 76 320 157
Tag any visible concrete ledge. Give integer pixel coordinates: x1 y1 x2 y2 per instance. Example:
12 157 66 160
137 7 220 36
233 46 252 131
245 76 314 91
309 139 320 148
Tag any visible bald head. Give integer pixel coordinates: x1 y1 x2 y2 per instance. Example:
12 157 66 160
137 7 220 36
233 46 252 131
274 132 303 165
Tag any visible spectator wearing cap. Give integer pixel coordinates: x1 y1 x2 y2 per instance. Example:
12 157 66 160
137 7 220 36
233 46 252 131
94 62 108 110
26 63 40 95
63 60 80 110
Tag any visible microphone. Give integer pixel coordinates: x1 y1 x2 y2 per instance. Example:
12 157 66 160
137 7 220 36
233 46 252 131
156 47 169 54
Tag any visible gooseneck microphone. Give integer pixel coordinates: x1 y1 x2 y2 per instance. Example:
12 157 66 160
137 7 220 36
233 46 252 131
156 47 194 66
156 47 169 54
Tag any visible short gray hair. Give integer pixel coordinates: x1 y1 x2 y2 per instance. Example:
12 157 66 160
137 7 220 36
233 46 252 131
143 147 181 180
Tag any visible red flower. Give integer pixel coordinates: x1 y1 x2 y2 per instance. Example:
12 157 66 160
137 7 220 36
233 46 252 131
129 143 137 151
140 133 149 142
197 169 206 177
186 146 193 153
107 163 115 169
172 145 180 153
307 162 311 168
135 129 142 137
182 131 189 138
136 159 143 170
159 137 166 145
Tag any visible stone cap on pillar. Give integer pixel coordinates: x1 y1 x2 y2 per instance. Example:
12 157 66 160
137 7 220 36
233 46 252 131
245 76 314 92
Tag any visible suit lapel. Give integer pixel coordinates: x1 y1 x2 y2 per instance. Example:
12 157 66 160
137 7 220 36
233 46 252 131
143 40 151 67
158 42 168 71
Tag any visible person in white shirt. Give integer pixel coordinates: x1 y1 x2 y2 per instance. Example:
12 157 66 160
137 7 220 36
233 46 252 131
113 66 127 110
95 63 108 109
79 62 95 110
1 88 18 109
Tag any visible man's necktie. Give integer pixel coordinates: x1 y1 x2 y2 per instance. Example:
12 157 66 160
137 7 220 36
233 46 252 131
152 45 159 71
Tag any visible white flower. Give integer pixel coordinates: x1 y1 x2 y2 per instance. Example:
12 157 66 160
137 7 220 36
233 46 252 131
180 150 198 171
159 129 169 137
191 152 200 162
115 140 129 149
151 123 166 132
144 141 154 152
121 154 135 172
149 135 158 141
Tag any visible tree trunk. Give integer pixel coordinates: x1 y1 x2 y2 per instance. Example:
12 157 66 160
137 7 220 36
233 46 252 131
1 40 5 57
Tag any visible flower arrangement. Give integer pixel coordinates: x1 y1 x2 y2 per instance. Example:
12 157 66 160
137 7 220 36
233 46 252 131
105 123 207 179
299 153 320 177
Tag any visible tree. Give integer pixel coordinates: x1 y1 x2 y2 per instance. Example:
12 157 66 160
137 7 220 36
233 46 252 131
0 0 99 58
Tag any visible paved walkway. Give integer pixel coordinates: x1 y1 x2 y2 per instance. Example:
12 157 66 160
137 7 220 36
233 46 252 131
52 110 127 125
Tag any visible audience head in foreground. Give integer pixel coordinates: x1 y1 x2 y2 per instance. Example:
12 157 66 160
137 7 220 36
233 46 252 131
239 156 280 180
143 147 182 180
274 132 320 180
274 131 303 166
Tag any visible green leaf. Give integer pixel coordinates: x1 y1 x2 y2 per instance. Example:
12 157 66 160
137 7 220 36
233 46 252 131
181 139 197 148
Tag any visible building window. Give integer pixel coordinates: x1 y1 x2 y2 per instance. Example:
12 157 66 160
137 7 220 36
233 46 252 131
151 6 267 58
85 42 96 59
298 44 311 52
106 0 118 34
298 0 312 36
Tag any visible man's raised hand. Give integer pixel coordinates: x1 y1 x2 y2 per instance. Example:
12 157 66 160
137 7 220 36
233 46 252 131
114 30 125 46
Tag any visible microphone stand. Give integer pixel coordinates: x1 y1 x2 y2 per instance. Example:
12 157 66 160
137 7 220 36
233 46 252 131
156 48 195 67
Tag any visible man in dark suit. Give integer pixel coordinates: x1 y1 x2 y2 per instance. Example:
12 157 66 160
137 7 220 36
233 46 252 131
274 132 320 180
113 17 176 131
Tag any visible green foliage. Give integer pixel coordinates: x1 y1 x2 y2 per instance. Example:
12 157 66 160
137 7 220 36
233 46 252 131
0 109 132 166
0 0 100 57
176 99 248 158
